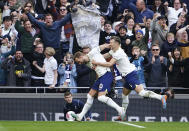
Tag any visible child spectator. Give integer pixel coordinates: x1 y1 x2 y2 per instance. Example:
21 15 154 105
129 46 148 88
58 52 77 93
33 47 58 89
160 32 177 58
132 28 149 52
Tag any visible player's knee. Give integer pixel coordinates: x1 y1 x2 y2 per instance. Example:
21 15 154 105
87 94 94 105
122 94 129 102
138 89 148 97
98 95 108 103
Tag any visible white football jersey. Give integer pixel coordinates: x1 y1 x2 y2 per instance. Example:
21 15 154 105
87 46 110 77
109 47 136 76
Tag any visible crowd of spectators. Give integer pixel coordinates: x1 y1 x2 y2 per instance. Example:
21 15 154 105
0 0 189 93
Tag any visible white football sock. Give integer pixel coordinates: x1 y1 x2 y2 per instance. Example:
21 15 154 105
98 95 121 113
79 94 94 119
122 94 129 112
138 89 161 100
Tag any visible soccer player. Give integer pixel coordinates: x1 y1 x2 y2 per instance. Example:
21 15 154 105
92 36 168 115
72 44 125 121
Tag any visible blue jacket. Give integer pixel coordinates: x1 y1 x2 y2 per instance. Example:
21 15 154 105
129 56 147 84
128 1 154 23
146 55 167 87
0 46 15 85
58 64 77 90
63 99 91 121
27 13 71 48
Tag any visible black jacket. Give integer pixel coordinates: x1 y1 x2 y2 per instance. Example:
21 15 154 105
1 57 31 86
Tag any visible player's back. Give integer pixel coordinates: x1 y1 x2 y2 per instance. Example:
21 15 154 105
87 46 110 77
109 47 136 76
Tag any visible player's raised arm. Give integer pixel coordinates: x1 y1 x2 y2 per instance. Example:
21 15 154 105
99 43 110 51
92 58 116 67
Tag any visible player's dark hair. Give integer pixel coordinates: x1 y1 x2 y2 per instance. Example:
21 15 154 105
64 91 72 97
110 36 121 44
73 51 84 61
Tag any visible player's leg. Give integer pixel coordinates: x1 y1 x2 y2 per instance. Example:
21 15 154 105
97 72 125 119
122 88 131 112
76 89 97 120
98 91 124 114
135 85 167 109
125 71 167 109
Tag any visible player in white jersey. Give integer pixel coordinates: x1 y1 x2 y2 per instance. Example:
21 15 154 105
92 36 169 117
72 44 125 121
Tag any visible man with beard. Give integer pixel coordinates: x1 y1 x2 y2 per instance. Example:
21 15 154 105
2 50 31 92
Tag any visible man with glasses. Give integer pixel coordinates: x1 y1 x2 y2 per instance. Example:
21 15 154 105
146 44 167 87
31 39 45 87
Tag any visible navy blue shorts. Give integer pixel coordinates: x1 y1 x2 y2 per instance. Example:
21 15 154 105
123 71 141 90
91 72 113 92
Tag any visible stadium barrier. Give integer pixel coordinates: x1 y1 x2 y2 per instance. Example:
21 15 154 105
0 87 189 122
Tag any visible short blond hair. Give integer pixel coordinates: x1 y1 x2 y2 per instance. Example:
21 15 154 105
45 47 55 56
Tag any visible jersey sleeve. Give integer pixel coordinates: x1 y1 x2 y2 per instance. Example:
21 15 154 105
109 50 122 61
87 46 100 58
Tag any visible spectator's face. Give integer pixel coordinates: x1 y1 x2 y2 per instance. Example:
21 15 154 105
132 48 140 58
174 0 181 10
4 20 12 29
101 16 105 26
15 51 23 61
135 32 143 41
24 21 32 31
136 0 144 11
179 13 186 24
173 49 181 59
167 35 174 44
159 18 167 28
104 24 112 33
25 3 32 9
11 11 18 22
151 46 160 56
1 38 9 44
134 25 141 33
60 0 67 5
45 16 53 26
64 94 73 103
74 0 79 4
59 6 67 16
115 24 123 33
146 18 152 27
128 12 135 19
9 0 17 6
35 44 44 54
127 19 134 30
155 0 162 7
119 28 126 37
181 31 188 42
